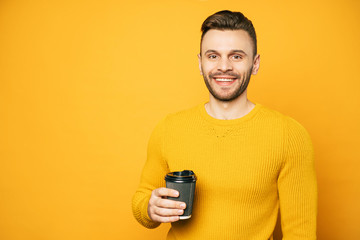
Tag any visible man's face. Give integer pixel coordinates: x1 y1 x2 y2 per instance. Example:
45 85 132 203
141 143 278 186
198 29 260 102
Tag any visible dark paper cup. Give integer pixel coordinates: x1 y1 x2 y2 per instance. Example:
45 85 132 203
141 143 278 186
165 170 197 220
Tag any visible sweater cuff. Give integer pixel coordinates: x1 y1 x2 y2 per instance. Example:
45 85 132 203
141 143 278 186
133 194 161 229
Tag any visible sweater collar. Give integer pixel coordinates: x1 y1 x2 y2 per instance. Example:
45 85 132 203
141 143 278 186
198 101 262 126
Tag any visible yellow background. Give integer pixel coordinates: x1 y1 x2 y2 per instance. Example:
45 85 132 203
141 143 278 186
1 0 359 239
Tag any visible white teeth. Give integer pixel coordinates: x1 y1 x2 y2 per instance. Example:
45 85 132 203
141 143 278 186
215 78 235 82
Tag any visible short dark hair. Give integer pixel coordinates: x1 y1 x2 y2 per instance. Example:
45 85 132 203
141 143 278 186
200 10 257 56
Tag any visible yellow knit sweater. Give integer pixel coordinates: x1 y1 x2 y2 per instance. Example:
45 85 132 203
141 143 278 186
132 103 317 240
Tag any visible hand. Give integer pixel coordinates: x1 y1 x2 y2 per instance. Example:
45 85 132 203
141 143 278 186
147 187 186 223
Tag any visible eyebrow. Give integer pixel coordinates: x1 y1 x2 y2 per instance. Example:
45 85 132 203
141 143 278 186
204 49 248 56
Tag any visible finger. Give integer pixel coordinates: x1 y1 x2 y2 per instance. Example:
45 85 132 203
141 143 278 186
151 215 180 223
154 206 184 217
157 199 186 209
154 187 179 198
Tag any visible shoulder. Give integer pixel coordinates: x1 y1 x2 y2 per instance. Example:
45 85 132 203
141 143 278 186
256 104 312 143
257 105 314 163
166 104 200 120
284 115 313 149
253 104 289 130
150 104 201 134
257 104 287 120
261 106 314 151
162 104 201 126
258 105 309 130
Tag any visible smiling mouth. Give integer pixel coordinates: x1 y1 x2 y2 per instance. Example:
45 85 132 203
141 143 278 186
214 78 235 82
213 76 237 86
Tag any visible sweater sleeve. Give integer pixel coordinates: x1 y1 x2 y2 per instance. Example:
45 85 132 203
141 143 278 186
132 117 170 229
277 117 317 239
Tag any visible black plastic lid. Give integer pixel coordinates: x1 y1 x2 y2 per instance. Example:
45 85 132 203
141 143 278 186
165 170 197 183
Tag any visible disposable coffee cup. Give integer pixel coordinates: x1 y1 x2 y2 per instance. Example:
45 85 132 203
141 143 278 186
165 170 197 220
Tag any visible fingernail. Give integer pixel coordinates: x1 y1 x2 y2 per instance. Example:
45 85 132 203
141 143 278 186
178 210 183 214
173 191 179 197
180 203 186 209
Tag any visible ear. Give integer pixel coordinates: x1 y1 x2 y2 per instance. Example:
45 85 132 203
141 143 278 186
197 53 203 75
251 54 260 75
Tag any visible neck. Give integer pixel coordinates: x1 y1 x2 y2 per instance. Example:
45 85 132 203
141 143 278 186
205 90 255 120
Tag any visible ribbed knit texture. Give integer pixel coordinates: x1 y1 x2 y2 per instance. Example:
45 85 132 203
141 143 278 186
132 103 317 240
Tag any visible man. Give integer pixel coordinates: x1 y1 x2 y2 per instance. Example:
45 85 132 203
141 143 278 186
132 10 317 240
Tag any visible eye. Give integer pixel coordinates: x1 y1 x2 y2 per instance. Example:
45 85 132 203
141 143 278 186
208 54 218 59
231 55 243 60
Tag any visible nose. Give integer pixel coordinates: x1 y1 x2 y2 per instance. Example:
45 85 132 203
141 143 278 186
217 58 232 72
